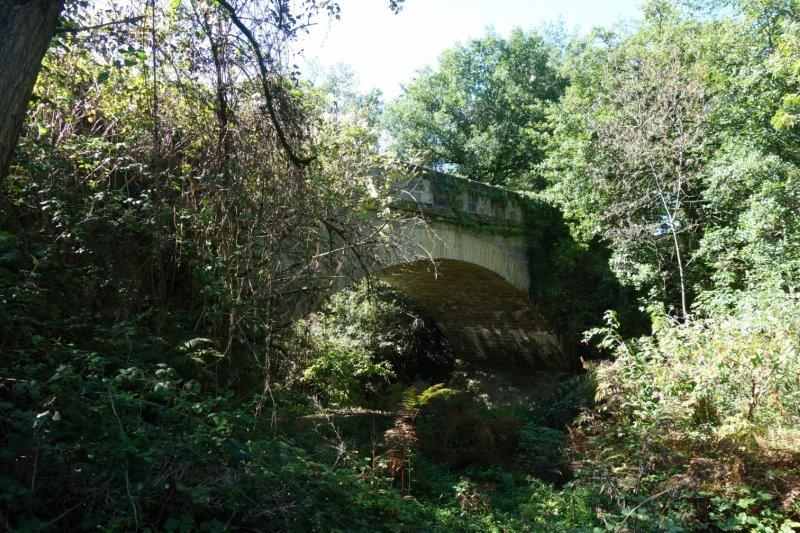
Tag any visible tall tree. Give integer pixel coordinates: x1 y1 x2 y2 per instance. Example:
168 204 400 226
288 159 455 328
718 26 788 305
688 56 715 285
385 29 565 188
691 0 800 300
0 0 64 181
547 3 712 318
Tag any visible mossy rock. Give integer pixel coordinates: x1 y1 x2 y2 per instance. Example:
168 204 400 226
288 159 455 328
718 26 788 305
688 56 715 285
415 389 523 468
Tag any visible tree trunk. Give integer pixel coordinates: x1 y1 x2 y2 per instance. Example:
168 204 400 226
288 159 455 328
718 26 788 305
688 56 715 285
0 0 64 181
656 182 689 321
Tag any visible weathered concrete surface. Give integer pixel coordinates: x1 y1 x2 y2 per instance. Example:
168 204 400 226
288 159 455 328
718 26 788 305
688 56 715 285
376 168 533 292
403 220 531 293
379 259 565 370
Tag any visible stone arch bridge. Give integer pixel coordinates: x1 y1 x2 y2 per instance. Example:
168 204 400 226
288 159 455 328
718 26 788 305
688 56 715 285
351 168 572 372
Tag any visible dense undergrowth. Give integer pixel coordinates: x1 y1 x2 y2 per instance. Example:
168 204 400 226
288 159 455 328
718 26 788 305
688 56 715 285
4 245 799 531
282 282 800 532
1 235 596 531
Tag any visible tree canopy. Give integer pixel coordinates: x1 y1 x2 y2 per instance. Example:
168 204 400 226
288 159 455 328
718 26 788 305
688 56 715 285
545 0 800 316
384 29 565 187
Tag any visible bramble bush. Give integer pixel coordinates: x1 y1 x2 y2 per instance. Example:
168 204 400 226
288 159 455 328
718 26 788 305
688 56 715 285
591 289 800 448
570 288 800 531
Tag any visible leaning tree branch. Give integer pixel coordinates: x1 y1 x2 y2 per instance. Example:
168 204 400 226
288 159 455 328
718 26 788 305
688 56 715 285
56 16 144 34
215 0 312 167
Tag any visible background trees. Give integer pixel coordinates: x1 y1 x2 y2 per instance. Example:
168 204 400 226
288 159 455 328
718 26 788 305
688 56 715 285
0 0 405 182
694 0 800 301
380 5 795 318
546 6 712 318
384 29 565 188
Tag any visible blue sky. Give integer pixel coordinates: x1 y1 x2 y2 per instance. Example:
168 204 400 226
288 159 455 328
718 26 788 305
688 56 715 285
296 0 644 98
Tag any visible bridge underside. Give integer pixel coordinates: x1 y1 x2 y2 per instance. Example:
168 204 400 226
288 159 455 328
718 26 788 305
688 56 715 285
379 259 567 371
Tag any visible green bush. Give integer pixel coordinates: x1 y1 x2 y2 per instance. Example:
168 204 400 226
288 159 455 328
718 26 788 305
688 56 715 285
519 479 604 532
592 289 800 447
298 281 453 406
415 388 523 468
573 289 800 531
302 342 394 406
516 424 566 479
527 372 597 430
706 487 800 532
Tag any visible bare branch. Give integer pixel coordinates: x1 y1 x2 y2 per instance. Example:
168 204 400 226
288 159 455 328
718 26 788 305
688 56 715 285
215 0 313 166
56 16 144 34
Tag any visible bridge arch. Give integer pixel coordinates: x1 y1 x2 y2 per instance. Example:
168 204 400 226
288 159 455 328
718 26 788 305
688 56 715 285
322 167 579 371
389 220 532 293
377 259 564 370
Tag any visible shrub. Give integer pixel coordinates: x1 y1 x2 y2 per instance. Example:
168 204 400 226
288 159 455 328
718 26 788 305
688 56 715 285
302 342 395 406
516 424 567 479
527 372 597 430
415 387 523 468
298 281 453 406
591 289 800 447
574 289 800 530
519 479 604 532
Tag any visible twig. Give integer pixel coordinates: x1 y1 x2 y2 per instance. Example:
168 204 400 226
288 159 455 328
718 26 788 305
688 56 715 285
620 484 683 528
215 0 313 166
56 16 144 34
41 502 82 529
30 446 39 496
108 387 139 529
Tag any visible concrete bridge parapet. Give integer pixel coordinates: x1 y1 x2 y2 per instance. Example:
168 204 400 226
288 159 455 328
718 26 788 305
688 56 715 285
386 167 526 229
